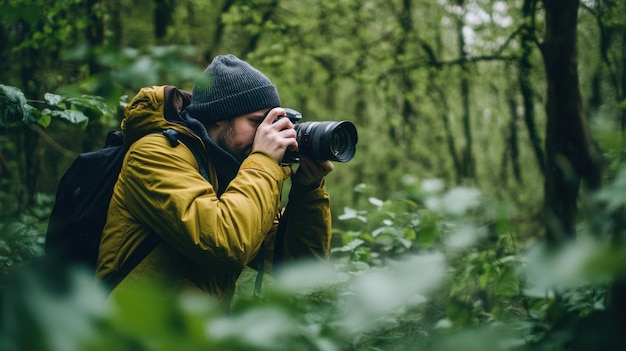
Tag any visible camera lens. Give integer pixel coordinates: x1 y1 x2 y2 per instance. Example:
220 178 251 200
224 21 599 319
331 133 342 156
295 120 358 162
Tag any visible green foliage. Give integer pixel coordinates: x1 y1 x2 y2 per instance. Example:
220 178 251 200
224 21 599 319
42 92 117 127
1 0 626 349
1 0 88 51
0 193 51 277
0 84 116 130
58 45 205 101
0 84 40 127
3 174 626 350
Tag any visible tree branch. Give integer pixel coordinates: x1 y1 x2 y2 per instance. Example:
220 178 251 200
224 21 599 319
28 124 77 159
387 54 519 74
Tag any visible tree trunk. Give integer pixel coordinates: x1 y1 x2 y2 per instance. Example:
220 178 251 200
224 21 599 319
84 0 106 152
85 0 104 75
502 80 522 184
109 0 123 48
541 0 602 243
0 21 7 76
393 0 418 165
432 82 462 184
622 18 626 153
455 0 475 179
240 0 279 57
519 0 546 175
154 0 175 42
18 20 41 209
203 0 236 62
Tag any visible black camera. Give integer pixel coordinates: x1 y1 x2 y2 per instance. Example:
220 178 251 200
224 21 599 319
279 108 358 164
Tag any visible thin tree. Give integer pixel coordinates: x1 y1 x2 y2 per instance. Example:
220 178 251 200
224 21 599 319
519 0 546 175
154 0 175 43
541 0 602 243
454 0 475 179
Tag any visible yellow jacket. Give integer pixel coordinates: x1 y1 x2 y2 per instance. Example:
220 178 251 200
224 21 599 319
96 86 331 303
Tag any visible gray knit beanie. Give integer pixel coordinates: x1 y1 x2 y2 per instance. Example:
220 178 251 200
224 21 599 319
185 54 281 122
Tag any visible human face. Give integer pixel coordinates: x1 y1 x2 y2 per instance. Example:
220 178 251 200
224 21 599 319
213 109 269 162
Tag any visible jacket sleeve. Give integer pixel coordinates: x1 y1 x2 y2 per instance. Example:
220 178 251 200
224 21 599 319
121 134 285 268
277 179 332 263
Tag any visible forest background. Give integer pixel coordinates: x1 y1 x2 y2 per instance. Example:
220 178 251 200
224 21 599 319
1 0 626 350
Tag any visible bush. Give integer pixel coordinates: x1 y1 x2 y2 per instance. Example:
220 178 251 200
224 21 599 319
2 175 626 350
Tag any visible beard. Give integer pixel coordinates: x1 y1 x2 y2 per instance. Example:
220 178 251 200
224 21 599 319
216 120 249 163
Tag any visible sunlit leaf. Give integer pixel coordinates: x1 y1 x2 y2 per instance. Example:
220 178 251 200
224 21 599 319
371 226 386 237
44 92 63 106
0 84 27 127
441 187 481 216
368 197 384 207
435 318 453 330
444 225 488 249
42 108 89 125
274 260 344 293
338 207 367 222
397 237 412 249
353 183 368 193
421 178 445 193
519 237 609 297
595 167 626 211
341 253 445 331
207 308 296 349
332 238 365 253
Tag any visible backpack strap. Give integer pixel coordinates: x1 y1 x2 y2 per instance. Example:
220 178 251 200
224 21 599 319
162 129 211 182
105 129 211 290
106 234 160 290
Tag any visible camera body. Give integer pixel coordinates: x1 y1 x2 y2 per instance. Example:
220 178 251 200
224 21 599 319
279 108 358 164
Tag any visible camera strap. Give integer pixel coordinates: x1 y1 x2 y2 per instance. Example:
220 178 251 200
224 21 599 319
254 206 289 297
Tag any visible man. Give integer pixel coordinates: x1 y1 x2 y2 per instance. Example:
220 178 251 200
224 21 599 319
96 54 333 305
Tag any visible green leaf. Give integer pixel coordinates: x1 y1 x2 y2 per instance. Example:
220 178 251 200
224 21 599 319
404 227 417 241
397 237 413 249
22 104 42 124
68 95 113 115
477 264 490 289
44 92 63 106
371 226 387 237
0 84 27 128
332 238 365 253
0 4 40 27
36 114 52 128
41 108 89 126
494 266 520 297
595 167 626 211
45 93 114 120
351 247 371 262
368 197 384 207
446 299 470 326
417 211 439 246
441 187 481 216
338 207 367 223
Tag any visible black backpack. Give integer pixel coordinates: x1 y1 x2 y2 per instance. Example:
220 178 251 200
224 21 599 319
45 129 209 288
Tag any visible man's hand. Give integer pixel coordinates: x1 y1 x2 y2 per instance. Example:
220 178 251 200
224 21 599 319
252 108 298 163
293 156 334 188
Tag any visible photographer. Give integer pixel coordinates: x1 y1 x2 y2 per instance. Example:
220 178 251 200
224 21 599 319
96 54 332 306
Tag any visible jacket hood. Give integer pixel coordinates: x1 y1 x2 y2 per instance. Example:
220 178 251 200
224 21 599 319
122 85 242 196
122 85 194 145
